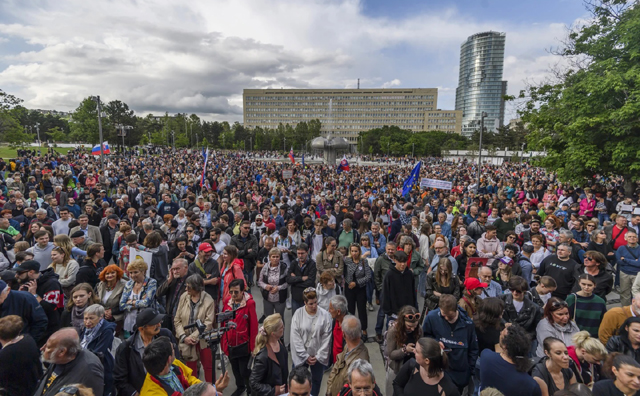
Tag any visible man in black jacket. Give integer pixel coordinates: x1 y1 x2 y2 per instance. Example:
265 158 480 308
34 327 105 396
113 308 179 396
382 250 417 318
501 276 542 337
156 258 189 332
100 214 120 265
16 260 63 341
0 279 48 344
230 220 259 288
286 243 317 314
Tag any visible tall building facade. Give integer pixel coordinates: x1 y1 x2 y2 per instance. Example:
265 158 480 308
455 31 507 137
243 88 460 146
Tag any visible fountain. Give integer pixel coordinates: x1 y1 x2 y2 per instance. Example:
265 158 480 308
310 98 349 165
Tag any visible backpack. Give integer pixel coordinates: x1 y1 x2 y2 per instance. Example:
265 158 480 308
381 319 397 370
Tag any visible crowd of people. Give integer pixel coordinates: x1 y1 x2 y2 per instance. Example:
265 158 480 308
0 146 639 396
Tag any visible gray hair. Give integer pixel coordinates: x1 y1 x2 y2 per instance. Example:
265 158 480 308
55 334 81 358
84 304 105 318
459 235 472 244
341 315 362 341
186 274 204 292
329 295 348 316
172 258 188 268
342 218 352 228
557 242 572 250
559 229 574 240
347 359 375 383
399 235 415 248
371 221 380 228
36 208 48 215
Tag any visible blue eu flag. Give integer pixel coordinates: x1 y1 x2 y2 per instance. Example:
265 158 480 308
402 161 422 196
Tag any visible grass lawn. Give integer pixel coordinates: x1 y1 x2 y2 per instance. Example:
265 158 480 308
0 146 74 159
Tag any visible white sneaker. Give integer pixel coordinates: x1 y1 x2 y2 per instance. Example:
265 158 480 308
367 302 374 311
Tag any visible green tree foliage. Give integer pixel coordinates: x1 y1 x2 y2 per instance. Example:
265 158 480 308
69 98 111 144
519 0 640 193
359 126 468 156
469 123 528 151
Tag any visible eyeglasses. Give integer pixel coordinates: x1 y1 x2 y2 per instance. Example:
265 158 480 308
586 224 595 228
350 243 361 248
229 290 241 295
59 386 79 395
404 313 421 321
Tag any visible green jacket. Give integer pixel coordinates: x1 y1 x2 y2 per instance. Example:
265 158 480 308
373 254 393 292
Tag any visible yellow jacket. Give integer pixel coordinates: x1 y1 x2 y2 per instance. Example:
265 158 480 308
140 359 200 396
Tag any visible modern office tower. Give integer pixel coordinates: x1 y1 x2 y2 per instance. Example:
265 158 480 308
243 88 461 146
455 31 507 137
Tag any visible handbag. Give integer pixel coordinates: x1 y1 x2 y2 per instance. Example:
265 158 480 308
229 341 250 359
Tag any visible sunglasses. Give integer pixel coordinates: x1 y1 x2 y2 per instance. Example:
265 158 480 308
509 289 523 294
404 313 421 321
584 257 594 261
551 300 569 309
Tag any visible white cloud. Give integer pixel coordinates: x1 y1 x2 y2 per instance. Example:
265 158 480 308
0 0 585 122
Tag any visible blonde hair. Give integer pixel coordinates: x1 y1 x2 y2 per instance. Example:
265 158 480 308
572 331 608 359
54 234 75 256
13 241 30 253
479 388 505 396
127 258 148 274
252 313 283 355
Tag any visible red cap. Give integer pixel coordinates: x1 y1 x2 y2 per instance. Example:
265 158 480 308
464 277 488 290
198 243 213 252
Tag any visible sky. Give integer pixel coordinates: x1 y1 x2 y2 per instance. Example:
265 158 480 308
0 0 588 123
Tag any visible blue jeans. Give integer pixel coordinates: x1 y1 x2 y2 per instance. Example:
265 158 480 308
366 277 374 304
598 212 610 226
291 298 304 316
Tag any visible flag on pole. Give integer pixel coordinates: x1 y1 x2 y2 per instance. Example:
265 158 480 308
91 141 111 155
337 155 350 173
402 161 422 196
302 153 305 168
200 148 209 187
289 147 295 164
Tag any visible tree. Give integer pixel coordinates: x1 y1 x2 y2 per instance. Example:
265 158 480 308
518 0 640 194
46 126 67 142
70 98 110 144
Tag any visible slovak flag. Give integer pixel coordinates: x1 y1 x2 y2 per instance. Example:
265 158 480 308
91 141 111 155
337 155 350 173
288 147 295 164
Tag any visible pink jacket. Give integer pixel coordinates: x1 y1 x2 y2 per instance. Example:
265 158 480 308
579 198 596 217
221 258 245 302
477 233 504 267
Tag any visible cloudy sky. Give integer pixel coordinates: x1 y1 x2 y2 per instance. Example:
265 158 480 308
0 0 587 122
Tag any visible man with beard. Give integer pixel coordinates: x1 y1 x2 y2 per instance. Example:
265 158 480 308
518 217 545 247
16 260 64 343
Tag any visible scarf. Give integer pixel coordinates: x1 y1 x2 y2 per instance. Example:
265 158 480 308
71 305 87 332
81 318 105 349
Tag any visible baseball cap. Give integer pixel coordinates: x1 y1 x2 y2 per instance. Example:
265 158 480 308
198 243 213 253
15 260 41 273
530 218 541 225
0 270 16 283
464 277 488 290
0 280 6 292
255 214 263 220
135 308 164 329
108 214 120 221
500 257 514 267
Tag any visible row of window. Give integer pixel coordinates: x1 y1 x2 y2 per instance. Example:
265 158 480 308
245 101 434 107
245 95 435 100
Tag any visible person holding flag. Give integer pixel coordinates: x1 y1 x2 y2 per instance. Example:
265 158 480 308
200 148 209 187
289 147 295 164
91 141 111 155
402 161 422 197
337 155 350 173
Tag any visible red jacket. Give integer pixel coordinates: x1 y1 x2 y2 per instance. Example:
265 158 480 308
221 292 258 356
221 259 245 302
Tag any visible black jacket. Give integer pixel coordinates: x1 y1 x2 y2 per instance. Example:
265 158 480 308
113 328 178 396
100 224 116 252
571 264 614 301
286 258 317 303
33 349 105 396
33 268 64 340
76 259 101 289
249 342 289 396
0 290 48 344
606 335 640 363
230 233 259 271
156 275 188 319
501 293 542 334
382 265 417 316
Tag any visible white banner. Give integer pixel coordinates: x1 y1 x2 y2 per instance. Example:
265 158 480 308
420 178 453 190
129 248 154 278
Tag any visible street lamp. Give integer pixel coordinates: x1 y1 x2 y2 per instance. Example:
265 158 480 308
116 124 133 152
89 96 105 170
35 122 41 147
476 111 488 191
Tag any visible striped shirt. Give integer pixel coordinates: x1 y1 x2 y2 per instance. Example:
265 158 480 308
566 293 607 337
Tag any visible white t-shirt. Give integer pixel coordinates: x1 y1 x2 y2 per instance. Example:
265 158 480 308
513 299 524 313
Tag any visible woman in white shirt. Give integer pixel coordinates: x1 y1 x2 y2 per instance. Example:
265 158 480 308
529 234 551 270
290 287 333 396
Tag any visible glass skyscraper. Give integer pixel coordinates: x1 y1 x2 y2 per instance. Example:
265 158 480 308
455 31 507 137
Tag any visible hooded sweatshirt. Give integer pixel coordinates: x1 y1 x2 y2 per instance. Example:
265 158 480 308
221 258 245 302
381 264 417 317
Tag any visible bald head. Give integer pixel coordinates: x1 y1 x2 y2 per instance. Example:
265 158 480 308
43 327 81 364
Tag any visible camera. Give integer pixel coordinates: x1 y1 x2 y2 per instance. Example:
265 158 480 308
216 309 236 324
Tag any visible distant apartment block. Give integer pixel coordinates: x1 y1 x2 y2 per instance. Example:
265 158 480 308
243 88 462 145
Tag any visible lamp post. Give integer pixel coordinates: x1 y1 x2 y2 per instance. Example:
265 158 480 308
89 96 105 170
171 130 175 150
476 111 487 192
